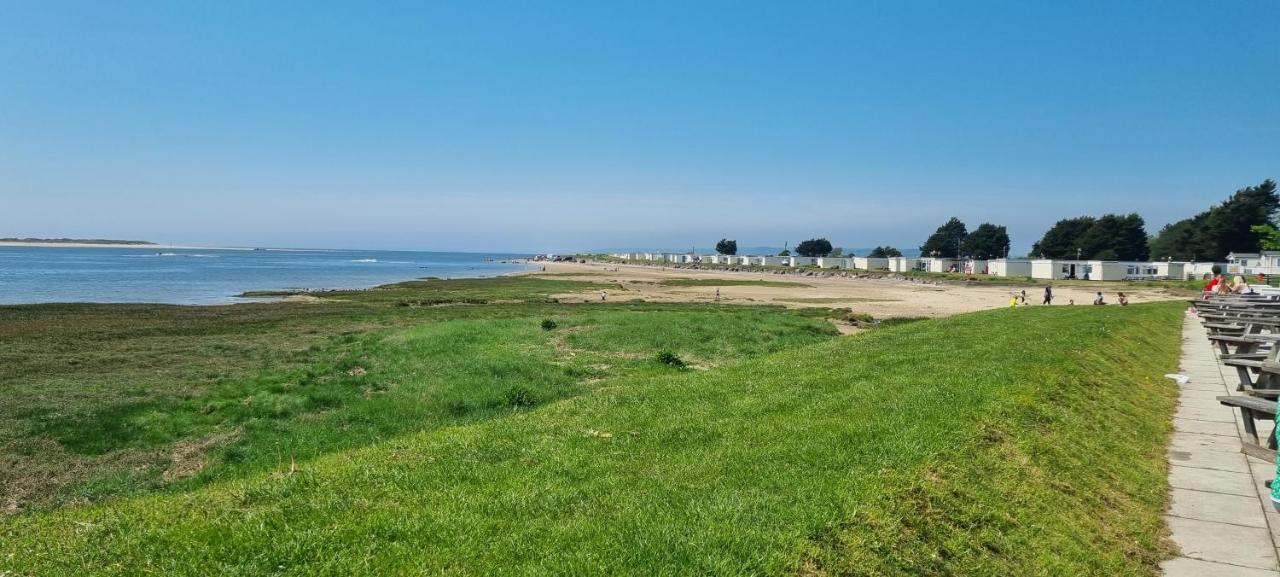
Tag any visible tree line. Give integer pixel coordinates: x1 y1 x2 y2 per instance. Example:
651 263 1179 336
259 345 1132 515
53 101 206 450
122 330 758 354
710 179 1277 263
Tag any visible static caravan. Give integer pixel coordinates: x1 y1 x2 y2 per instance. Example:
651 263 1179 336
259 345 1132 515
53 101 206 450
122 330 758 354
886 257 920 272
922 258 962 273
1186 262 1227 279
988 259 1032 277
758 256 788 266
704 255 720 264
1229 252 1280 275
1151 261 1186 279
1101 261 1161 281
789 256 817 267
962 259 989 275
732 256 752 265
1082 261 1133 281
852 257 889 270
816 257 848 269
1030 259 1090 280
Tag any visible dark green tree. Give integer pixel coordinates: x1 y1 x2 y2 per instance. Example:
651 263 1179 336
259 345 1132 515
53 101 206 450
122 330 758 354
1030 214 1148 260
795 238 833 257
919 217 968 258
1030 217 1095 258
959 223 1011 259
868 246 903 258
714 239 737 255
1073 214 1148 260
1149 180 1279 261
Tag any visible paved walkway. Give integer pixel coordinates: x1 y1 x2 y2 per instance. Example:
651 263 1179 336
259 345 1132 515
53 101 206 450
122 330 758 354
1162 317 1280 576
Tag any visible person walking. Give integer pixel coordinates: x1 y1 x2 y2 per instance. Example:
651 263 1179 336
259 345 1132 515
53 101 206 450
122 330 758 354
1043 285 1053 305
1019 289 1027 305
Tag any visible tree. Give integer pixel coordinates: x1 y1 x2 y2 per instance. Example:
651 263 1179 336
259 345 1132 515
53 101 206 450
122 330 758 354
715 238 737 255
1029 213 1148 260
1073 213 1149 261
1149 180 1279 261
919 218 968 258
1253 223 1280 251
1030 217 1095 258
959 223 1011 259
868 246 903 258
830 247 844 257
795 238 833 257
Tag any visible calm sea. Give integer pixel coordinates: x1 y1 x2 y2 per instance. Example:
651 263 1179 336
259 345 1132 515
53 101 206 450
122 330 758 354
0 246 535 305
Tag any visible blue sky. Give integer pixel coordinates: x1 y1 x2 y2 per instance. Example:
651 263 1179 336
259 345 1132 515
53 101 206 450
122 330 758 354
2 1 1277 254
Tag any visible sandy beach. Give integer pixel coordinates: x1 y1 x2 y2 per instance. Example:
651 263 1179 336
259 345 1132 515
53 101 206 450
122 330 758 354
522 260 1183 318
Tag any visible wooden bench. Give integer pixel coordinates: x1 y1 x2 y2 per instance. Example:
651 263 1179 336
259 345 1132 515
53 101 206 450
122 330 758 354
1219 395 1278 459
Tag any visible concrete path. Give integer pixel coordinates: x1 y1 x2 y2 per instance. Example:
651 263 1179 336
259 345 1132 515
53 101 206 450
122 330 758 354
1162 317 1280 576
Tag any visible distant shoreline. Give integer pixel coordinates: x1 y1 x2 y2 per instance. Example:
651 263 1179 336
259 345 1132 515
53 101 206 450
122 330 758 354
0 241 250 250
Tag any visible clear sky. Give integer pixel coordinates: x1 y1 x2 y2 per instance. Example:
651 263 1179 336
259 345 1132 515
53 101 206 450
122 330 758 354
2 1 1277 254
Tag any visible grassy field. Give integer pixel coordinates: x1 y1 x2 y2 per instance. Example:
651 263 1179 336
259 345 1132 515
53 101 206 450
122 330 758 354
1 277 840 514
0 293 1184 575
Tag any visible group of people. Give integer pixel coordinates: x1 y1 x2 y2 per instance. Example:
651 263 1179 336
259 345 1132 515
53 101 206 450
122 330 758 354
1204 274 1250 294
1009 286 1128 307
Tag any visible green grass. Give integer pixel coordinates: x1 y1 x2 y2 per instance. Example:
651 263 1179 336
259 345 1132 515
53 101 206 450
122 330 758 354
0 302 1185 575
0 277 836 513
658 278 812 288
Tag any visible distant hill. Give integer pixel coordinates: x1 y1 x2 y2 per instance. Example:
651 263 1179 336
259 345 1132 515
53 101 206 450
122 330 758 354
0 237 157 245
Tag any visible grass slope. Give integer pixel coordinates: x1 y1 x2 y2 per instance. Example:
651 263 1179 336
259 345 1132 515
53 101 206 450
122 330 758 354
0 303 1183 576
1 277 838 512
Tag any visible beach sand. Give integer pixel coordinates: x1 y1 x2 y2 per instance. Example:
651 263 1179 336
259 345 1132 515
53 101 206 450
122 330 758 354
522 260 1182 318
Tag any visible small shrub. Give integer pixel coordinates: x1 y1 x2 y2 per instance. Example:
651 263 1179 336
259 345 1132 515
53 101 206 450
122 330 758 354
656 350 686 368
541 319 558 331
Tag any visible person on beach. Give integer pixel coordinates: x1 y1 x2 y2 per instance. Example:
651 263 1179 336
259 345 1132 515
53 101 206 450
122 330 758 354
601 291 607 302
1229 275 1248 294
1010 296 1018 308
1118 292 1129 306
1205 274 1223 293
1019 289 1027 305
715 287 720 301
1093 291 1105 305
1043 285 1053 305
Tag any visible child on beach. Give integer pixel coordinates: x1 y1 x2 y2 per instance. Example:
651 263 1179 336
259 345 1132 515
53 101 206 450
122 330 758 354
1093 292 1105 305
1043 286 1053 305
1118 292 1129 306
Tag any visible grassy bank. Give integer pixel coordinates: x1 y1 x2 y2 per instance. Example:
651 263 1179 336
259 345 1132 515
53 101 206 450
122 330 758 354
1 301 1184 575
1 277 840 513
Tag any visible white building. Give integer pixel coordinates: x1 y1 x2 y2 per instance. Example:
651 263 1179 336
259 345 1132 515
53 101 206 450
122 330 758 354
886 257 921 272
758 256 789 266
1151 261 1186 279
988 259 1032 277
816 257 848 269
1229 252 1280 275
852 257 889 270
789 256 817 267
921 257 962 273
962 259 989 275
1186 262 1228 279
1030 259 1088 280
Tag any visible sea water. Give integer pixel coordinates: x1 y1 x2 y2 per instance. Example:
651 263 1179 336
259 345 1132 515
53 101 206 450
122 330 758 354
0 246 535 305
